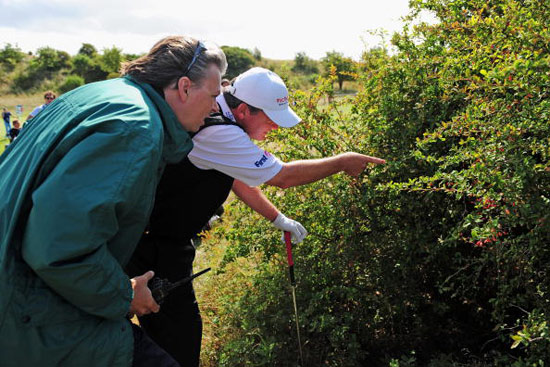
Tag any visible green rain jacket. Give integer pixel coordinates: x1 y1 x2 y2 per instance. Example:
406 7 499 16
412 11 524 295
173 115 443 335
0 76 192 366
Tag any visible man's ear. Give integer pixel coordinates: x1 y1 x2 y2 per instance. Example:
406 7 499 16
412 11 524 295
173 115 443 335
177 77 192 102
234 103 249 120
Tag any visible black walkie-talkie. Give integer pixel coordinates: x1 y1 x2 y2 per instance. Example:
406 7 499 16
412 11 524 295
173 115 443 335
149 267 211 304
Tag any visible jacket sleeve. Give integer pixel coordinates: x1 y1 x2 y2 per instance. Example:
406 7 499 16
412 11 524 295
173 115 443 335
21 127 158 320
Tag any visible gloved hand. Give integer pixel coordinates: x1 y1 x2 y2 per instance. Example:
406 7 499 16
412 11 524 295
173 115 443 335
272 213 307 244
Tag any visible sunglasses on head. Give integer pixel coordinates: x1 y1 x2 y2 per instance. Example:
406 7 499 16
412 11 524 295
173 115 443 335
172 41 207 89
185 41 206 76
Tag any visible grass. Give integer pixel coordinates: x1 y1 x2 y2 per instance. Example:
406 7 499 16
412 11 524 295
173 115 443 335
1 133 9 155
1 92 49 155
1 92 45 120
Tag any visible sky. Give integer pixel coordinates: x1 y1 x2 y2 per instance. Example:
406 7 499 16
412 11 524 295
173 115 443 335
0 0 433 60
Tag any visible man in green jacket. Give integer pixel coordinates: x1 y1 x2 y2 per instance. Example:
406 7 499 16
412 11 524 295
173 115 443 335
0 35 226 367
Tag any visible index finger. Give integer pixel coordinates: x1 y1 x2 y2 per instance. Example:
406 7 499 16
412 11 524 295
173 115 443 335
367 156 386 165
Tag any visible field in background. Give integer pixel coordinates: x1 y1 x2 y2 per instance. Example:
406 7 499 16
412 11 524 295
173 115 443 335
1 133 8 154
1 92 44 119
1 92 43 154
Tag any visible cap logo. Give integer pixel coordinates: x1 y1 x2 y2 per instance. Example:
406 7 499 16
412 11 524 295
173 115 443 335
276 96 288 106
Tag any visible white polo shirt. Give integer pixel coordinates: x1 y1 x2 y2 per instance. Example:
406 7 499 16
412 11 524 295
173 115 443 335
187 95 283 187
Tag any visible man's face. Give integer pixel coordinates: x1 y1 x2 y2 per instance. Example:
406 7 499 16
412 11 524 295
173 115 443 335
44 94 55 104
245 110 279 141
178 64 221 132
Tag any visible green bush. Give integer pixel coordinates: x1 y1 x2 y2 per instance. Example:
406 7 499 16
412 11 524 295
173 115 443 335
58 75 85 94
11 69 40 92
221 46 256 79
202 0 550 366
0 43 25 72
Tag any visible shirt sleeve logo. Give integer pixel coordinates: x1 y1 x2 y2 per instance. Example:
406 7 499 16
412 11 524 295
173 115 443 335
254 151 272 167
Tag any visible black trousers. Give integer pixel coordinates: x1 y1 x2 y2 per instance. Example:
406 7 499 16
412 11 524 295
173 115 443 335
131 322 181 367
127 235 201 367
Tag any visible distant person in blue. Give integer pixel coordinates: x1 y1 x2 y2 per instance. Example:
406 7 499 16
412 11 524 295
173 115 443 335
0 35 227 367
2 108 11 137
26 90 56 121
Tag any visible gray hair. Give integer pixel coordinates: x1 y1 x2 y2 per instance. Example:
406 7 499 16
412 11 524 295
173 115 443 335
120 35 227 89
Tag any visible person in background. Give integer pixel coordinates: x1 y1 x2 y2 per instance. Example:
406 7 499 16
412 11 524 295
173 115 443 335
26 90 56 121
2 108 11 137
127 67 386 366
0 35 227 367
8 120 20 143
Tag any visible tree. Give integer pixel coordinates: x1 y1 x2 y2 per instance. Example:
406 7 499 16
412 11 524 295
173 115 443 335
124 53 142 62
101 46 124 75
221 46 256 79
57 51 72 69
78 43 97 58
71 54 107 83
321 51 356 90
252 47 262 61
0 43 25 72
71 54 92 77
33 47 64 72
292 51 319 75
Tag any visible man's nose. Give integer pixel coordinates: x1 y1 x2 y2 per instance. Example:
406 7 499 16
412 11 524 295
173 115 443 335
211 100 219 113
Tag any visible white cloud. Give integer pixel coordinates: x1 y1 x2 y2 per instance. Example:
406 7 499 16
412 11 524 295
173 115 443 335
1 0 428 59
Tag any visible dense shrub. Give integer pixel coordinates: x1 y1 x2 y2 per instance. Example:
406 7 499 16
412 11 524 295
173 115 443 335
221 46 256 79
0 43 25 72
200 0 550 366
11 69 40 92
58 75 84 94
9 46 71 92
71 53 108 83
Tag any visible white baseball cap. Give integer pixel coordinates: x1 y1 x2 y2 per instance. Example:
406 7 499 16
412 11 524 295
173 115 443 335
227 67 301 128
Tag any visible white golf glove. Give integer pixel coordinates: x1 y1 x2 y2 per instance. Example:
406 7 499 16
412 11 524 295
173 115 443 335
272 213 308 244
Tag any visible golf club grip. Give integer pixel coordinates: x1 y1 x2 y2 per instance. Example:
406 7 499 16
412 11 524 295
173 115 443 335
284 231 296 286
289 264 296 286
284 231 294 266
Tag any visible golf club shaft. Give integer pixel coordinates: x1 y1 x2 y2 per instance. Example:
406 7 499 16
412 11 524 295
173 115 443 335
292 287 304 365
285 231 304 366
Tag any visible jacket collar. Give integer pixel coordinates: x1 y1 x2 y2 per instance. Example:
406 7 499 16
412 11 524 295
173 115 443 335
216 94 236 122
124 75 193 164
